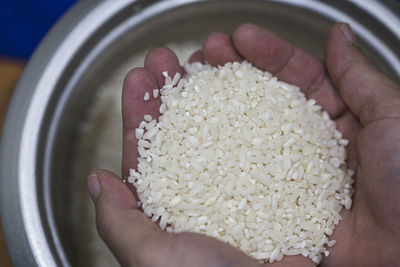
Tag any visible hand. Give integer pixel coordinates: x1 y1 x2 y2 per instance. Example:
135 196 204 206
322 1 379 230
86 46 314 267
87 23 400 267
199 23 400 266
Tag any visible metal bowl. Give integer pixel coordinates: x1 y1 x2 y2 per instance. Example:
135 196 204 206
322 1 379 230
1 0 400 266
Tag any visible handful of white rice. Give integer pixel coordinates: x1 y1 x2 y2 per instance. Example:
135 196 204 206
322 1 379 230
128 61 353 264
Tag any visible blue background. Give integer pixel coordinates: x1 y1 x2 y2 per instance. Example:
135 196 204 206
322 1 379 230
0 0 77 59
1 1 400 60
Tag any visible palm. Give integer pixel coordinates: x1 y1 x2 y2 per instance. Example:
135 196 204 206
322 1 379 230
325 118 400 267
115 23 400 267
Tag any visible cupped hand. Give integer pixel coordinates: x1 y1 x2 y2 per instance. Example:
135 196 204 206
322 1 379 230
200 23 400 266
87 46 313 267
87 23 400 267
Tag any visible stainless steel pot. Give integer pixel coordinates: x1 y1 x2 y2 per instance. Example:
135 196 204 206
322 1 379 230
1 0 400 266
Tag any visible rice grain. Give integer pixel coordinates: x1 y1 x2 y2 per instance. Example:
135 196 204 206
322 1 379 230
128 61 353 264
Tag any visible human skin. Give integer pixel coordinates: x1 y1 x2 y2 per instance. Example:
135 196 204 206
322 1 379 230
87 23 400 267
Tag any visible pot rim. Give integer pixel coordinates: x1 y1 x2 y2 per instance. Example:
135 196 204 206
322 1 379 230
1 0 399 266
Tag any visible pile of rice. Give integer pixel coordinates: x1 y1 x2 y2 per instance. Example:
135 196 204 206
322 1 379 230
128 61 353 264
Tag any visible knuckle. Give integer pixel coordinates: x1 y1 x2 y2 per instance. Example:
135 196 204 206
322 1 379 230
136 235 167 267
95 213 109 241
124 67 148 86
306 66 326 96
95 201 113 241
275 45 296 75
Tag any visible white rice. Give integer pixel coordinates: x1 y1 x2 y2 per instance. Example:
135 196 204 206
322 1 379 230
153 89 159 98
143 92 150 101
129 61 353 264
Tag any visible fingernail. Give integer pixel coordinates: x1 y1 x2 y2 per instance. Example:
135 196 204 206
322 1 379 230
88 171 101 202
340 23 355 43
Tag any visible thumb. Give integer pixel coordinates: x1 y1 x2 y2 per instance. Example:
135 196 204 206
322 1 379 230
326 23 400 125
87 169 164 267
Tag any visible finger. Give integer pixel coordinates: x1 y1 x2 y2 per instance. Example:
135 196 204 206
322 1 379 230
334 110 361 172
122 68 159 177
144 47 184 88
88 171 260 267
263 255 315 267
326 23 400 125
88 169 163 267
123 48 184 177
202 32 243 66
189 49 206 63
122 68 160 129
232 23 346 118
146 232 260 267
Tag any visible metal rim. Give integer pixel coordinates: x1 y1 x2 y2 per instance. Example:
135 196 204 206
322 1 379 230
1 0 399 266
